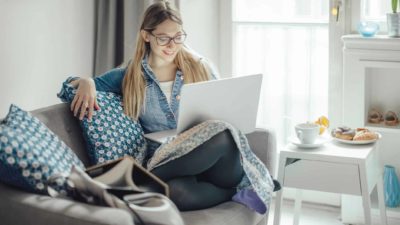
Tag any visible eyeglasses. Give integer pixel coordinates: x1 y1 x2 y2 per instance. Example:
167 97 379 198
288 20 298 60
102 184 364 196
149 32 187 46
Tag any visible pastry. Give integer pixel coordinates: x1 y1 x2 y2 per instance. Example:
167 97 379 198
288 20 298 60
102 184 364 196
353 129 378 141
336 130 355 140
368 108 383 124
384 111 399 126
356 128 368 132
331 126 355 140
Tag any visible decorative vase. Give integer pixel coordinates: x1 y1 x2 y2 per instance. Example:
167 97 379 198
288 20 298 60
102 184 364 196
387 13 400 37
383 165 400 207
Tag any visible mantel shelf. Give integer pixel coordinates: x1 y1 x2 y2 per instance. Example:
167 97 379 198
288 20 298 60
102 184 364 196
342 34 400 51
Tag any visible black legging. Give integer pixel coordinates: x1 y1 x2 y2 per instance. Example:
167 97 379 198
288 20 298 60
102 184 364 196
150 130 244 211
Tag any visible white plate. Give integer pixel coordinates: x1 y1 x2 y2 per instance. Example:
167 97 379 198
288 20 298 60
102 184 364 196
289 136 331 149
332 132 381 145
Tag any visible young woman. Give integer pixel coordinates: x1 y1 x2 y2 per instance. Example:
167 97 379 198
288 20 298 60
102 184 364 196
68 1 274 212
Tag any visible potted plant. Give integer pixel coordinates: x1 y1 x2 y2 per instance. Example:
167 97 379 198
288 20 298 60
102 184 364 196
387 0 400 37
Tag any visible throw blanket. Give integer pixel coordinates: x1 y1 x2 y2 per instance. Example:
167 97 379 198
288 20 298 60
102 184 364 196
147 120 274 210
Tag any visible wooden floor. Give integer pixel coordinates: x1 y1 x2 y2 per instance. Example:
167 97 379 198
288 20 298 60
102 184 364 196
267 199 400 225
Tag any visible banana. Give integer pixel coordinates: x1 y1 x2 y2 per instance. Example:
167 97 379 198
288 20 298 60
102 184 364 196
314 116 329 135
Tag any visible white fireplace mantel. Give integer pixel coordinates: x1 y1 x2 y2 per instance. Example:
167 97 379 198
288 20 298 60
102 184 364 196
342 34 400 51
341 35 400 224
342 35 400 131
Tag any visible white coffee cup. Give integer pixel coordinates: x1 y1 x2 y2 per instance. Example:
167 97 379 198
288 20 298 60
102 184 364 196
295 123 320 144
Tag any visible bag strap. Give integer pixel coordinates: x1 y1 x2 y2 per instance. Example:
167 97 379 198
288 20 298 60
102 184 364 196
106 186 143 199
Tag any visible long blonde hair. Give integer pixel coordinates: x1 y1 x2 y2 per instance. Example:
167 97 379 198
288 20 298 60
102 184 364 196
122 1 211 120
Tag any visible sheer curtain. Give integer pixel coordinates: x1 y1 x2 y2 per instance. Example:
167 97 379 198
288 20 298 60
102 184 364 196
232 0 329 147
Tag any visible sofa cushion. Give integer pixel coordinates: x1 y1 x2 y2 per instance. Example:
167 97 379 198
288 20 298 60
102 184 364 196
58 78 147 166
0 104 85 194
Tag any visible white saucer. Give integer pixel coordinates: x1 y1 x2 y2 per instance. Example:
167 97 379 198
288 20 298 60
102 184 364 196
289 136 330 149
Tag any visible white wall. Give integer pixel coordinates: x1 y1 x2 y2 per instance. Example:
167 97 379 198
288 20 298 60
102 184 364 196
180 0 220 75
0 0 94 117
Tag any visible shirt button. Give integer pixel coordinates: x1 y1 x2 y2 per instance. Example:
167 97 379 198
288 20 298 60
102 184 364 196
176 95 181 100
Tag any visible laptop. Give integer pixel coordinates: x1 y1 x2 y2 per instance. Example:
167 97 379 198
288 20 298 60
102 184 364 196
144 74 263 143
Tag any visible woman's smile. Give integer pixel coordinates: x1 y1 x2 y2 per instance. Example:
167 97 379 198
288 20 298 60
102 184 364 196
162 49 175 56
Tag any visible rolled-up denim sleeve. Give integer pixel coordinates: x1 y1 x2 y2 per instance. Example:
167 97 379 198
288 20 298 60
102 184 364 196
94 68 126 94
57 77 77 102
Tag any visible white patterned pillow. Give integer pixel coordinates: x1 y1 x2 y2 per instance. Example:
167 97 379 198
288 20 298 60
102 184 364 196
58 78 147 165
0 105 85 194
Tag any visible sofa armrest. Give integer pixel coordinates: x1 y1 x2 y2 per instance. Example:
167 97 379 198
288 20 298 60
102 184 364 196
245 128 277 176
0 183 134 225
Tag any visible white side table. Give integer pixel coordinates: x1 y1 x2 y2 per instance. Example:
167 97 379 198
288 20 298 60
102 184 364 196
273 141 387 225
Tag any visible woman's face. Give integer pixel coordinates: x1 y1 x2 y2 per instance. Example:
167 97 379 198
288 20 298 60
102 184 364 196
143 19 185 63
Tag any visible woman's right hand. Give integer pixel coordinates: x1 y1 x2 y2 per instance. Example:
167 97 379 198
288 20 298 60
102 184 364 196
70 78 100 121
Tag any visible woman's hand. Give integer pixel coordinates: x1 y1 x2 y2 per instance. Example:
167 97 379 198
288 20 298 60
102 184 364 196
70 78 100 121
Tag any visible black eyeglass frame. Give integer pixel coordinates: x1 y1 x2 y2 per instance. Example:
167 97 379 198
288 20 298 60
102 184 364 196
148 31 187 46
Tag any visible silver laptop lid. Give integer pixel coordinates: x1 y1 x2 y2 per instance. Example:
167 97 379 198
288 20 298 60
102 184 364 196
176 74 263 134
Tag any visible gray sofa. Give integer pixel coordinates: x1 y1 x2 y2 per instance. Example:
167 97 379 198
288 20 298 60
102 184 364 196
0 103 277 225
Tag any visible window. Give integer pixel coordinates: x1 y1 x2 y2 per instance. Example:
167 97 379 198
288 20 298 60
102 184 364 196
232 0 329 147
350 0 392 33
361 0 391 21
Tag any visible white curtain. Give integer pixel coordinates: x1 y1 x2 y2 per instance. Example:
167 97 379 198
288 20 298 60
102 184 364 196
233 0 329 147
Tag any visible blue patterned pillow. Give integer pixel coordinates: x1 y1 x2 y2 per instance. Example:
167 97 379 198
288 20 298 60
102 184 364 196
58 78 147 165
0 105 85 194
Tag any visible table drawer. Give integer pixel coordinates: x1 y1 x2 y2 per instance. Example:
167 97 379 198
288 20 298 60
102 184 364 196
283 159 361 195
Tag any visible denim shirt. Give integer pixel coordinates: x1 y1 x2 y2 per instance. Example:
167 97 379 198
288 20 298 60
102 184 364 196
93 55 217 135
